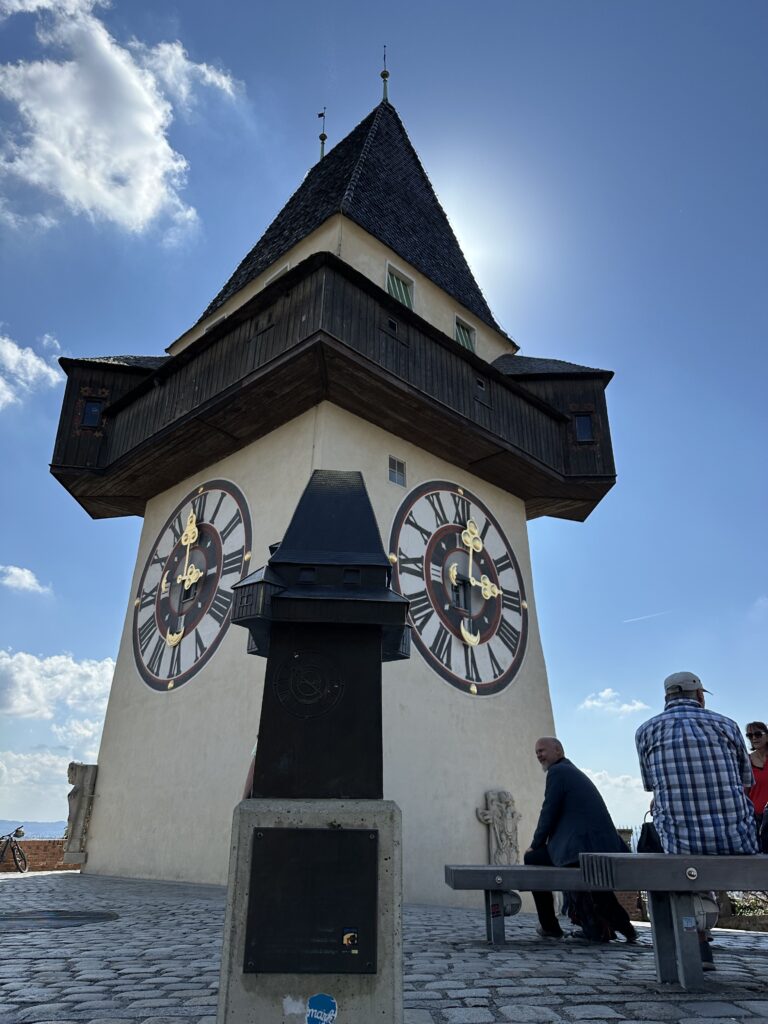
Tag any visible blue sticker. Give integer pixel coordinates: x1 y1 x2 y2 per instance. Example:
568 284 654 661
306 992 338 1024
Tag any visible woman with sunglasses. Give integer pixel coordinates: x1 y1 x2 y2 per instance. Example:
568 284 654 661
746 721 768 853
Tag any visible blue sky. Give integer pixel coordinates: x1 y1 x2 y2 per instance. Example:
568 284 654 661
0 0 765 826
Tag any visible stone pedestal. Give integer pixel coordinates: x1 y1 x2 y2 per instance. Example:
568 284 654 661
217 799 402 1024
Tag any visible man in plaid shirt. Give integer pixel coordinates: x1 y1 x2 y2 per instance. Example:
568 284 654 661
636 670 757 969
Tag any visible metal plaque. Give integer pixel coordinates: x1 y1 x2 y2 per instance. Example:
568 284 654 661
243 827 378 974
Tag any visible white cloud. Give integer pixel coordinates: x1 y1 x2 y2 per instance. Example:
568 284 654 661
130 40 236 113
0 748 71 788
0 0 239 239
0 565 52 595
41 332 61 351
0 332 62 409
51 715 102 758
0 748 72 820
0 649 114 720
584 768 651 829
578 687 650 717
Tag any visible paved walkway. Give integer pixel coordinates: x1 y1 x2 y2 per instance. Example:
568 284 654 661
1 872 767 1023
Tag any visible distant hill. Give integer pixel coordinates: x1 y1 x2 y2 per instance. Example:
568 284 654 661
0 820 66 839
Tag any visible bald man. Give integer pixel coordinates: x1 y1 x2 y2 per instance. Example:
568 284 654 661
524 737 636 941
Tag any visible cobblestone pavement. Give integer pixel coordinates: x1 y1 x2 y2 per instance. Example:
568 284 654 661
1 872 767 1023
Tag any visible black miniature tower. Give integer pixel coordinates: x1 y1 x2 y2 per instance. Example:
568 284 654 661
232 469 410 799
218 470 410 1023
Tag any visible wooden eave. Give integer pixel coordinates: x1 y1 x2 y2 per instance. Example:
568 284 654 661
50 253 615 523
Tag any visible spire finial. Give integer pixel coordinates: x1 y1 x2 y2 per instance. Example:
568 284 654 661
380 45 389 103
317 107 327 160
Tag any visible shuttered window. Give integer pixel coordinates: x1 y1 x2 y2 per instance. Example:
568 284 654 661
454 318 475 352
387 269 413 309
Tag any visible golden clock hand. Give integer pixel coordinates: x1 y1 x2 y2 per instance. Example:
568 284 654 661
460 519 483 584
177 510 198 585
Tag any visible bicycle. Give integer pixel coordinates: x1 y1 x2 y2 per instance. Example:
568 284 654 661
0 826 28 873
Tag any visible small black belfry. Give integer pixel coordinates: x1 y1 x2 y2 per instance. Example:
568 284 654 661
232 470 410 800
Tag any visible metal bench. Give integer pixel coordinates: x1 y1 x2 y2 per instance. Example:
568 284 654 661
580 852 768 989
444 864 607 946
446 855 768 989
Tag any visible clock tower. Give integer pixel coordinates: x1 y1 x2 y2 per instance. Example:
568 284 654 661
51 92 616 905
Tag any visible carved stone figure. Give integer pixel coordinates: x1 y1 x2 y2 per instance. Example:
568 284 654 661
64 762 98 864
476 789 522 865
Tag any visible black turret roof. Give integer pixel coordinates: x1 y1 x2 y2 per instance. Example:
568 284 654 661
200 102 501 332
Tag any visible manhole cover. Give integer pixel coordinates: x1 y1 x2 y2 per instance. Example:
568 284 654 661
0 910 119 931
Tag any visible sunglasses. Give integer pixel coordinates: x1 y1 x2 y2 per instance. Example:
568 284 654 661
747 731 765 739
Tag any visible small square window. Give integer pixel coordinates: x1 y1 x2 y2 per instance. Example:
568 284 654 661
574 413 594 442
387 317 398 334
81 400 103 428
388 456 406 487
387 267 413 309
455 318 475 352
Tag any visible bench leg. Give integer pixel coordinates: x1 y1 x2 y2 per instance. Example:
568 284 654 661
484 889 506 945
648 892 705 989
669 892 705 990
648 891 678 983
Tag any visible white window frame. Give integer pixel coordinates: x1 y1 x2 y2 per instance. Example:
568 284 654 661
454 316 476 352
386 262 414 310
388 455 406 487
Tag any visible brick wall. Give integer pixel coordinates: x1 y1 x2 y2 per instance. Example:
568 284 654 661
616 890 643 921
0 839 79 873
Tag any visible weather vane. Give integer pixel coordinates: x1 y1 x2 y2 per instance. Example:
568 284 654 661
381 45 389 102
317 106 327 159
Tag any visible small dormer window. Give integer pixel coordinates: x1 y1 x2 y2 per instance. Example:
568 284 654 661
455 317 475 352
387 266 413 310
81 400 103 428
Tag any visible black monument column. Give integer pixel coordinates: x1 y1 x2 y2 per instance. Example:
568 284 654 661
217 470 410 1024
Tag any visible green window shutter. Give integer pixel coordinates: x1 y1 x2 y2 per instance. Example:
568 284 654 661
387 271 413 309
455 320 475 351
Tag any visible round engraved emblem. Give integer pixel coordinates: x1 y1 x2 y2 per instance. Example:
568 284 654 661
273 650 344 719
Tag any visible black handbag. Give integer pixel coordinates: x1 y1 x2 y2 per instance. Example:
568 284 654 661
637 812 663 853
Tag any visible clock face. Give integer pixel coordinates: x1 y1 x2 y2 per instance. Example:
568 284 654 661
389 481 528 696
132 479 253 691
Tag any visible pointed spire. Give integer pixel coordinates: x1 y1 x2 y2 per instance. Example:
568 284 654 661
200 101 501 333
380 45 389 103
317 107 327 160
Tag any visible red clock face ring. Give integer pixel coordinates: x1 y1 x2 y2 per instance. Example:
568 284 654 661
132 479 252 691
389 481 528 696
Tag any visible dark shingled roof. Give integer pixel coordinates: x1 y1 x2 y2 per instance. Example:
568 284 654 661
493 354 612 380
200 102 501 332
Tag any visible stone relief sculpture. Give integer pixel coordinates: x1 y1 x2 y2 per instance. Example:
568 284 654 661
476 789 522 865
64 762 98 864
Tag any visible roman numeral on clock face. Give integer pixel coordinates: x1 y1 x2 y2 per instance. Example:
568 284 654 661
452 493 471 525
429 625 453 669
463 644 481 683
221 547 244 576
138 584 158 610
405 511 431 544
220 510 242 543
425 492 448 527
146 636 165 676
502 590 521 613
138 616 157 654
398 550 424 578
191 491 208 522
408 590 434 632
493 552 513 576
208 588 233 626
168 643 182 679
497 618 521 656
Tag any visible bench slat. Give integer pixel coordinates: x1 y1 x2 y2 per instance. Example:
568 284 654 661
444 864 609 891
580 852 768 891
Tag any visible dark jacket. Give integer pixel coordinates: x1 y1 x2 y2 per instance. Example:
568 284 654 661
531 758 628 866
